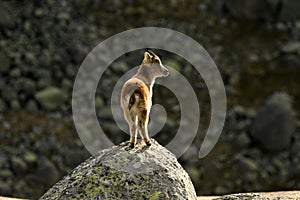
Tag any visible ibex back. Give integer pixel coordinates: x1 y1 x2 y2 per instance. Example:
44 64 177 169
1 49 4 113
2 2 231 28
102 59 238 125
120 51 169 147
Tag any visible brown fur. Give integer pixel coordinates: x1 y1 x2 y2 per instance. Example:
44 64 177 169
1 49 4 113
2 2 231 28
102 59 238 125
120 51 169 146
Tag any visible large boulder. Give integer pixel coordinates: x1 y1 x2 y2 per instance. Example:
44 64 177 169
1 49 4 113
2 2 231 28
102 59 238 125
250 92 296 152
40 139 197 200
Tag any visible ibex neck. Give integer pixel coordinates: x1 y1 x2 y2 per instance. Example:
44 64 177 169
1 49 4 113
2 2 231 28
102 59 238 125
135 66 156 88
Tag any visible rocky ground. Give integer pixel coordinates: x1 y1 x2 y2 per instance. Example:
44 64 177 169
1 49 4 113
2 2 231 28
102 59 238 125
198 191 300 200
0 0 300 199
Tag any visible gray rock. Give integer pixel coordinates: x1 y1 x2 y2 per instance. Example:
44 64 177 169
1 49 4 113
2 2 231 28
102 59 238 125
165 59 181 72
238 157 259 171
0 98 6 112
35 87 68 110
14 180 28 196
61 79 73 90
40 139 197 200
110 61 129 72
251 92 296 151
11 156 27 173
235 132 251 147
224 0 272 20
97 107 112 119
214 185 228 195
10 99 20 109
1 85 17 102
26 100 39 113
2 121 10 130
281 41 300 53
16 78 36 94
23 151 38 166
0 52 11 73
0 4 15 29
206 0 225 13
35 157 60 186
0 169 13 179
280 54 300 68
95 96 104 110
25 52 36 64
280 0 300 21
66 64 77 78
36 69 52 88
10 68 21 78
34 137 55 156
0 179 12 195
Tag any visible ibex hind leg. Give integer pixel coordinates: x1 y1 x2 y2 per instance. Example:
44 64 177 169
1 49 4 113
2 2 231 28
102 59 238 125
129 115 138 148
122 103 137 148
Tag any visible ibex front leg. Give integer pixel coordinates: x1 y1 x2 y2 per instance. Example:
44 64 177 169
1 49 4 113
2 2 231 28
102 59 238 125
138 110 151 146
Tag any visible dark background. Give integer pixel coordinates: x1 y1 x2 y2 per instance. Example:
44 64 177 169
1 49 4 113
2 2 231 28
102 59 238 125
0 0 299 199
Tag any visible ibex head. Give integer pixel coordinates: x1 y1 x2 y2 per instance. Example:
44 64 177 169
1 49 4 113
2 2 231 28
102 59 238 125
142 50 169 78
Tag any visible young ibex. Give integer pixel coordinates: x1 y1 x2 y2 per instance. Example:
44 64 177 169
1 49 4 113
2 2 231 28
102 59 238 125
120 50 169 147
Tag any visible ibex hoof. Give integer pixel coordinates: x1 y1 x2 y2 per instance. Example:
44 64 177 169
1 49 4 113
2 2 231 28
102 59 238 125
129 143 135 148
146 141 151 146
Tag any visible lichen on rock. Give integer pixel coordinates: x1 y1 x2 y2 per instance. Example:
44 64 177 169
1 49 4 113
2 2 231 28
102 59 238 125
40 139 197 200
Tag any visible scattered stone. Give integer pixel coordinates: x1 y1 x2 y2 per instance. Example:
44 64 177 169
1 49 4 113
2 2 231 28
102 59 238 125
280 54 300 68
281 41 300 53
11 156 27 173
235 132 251 147
40 139 197 199
35 157 60 186
10 100 20 109
57 12 70 21
26 100 39 113
2 121 11 130
35 87 68 110
0 99 6 112
214 185 228 195
0 180 12 195
110 61 128 72
0 52 11 73
61 79 73 90
23 151 37 166
165 59 181 71
16 78 36 94
97 107 112 119
279 0 300 21
14 180 27 196
1 85 17 102
224 0 272 20
0 169 13 180
10 68 21 78
0 4 16 29
95 96 104 110
238 157 259 172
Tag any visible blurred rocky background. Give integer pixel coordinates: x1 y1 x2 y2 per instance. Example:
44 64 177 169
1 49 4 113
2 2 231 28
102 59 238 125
0 0 299 199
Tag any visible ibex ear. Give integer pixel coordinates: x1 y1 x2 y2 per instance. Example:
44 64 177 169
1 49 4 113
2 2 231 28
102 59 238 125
144 51 152 60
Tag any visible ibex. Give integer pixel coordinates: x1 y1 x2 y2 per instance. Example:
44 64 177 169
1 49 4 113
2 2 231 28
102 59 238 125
120 50 169 147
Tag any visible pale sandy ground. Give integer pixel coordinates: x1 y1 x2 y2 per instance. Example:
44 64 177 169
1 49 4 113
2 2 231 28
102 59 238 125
1 191 299 200
197 191 300 199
